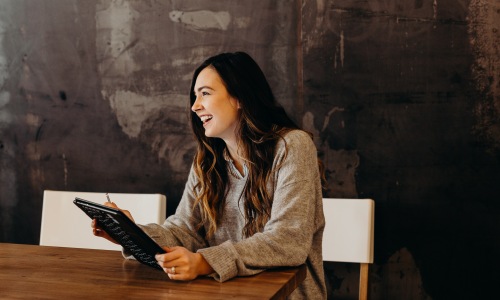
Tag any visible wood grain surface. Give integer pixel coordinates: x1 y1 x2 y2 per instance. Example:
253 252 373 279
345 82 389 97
0 243 306 299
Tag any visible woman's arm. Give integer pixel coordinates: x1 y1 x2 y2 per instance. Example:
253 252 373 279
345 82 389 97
123 165 209 256
197 130 325 282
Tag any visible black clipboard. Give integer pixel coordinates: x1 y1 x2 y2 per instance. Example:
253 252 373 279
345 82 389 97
73 197 166 270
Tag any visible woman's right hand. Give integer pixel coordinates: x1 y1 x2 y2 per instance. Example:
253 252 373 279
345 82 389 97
91 201 135 245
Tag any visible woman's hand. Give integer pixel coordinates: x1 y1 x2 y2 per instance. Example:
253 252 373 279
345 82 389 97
155 246 214 280
91 201 135 244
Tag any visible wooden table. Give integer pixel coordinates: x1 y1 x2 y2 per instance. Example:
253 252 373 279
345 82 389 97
0 243 306 299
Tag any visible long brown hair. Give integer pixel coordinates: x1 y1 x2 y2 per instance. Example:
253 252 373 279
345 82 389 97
189 52 304 239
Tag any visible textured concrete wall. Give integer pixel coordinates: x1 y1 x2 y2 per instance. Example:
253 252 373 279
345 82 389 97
0 0 498 299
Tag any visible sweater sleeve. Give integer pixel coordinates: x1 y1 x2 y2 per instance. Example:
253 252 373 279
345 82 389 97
197 130 324 282
122 165 208 259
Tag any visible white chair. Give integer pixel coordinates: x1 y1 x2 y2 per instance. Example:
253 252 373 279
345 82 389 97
322 198 375 300
40 190 166 251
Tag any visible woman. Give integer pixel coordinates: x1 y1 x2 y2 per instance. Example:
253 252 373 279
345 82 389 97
93 52 327 299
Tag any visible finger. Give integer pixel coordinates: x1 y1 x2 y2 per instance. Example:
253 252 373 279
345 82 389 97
160 246 175 253
159 264 174 274
156 250 180 263
104 202 118 209
155 247 174 261
155 256 168 269
91 222 108 237
156 255 182 272
165 246 180 252
92 227 108 239
166 266 181 278
91 220 101 236
167 271 195 281
167 273 185 280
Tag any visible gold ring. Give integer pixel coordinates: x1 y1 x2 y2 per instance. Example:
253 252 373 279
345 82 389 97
171 266 176 274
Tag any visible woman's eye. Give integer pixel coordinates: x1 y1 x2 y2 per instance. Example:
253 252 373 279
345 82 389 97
202 91 210 96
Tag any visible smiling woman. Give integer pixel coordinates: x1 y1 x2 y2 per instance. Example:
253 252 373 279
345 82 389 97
92 52 327 300
191 67 241 146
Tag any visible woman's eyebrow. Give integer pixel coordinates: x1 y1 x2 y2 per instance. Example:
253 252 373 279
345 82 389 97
194 86 215 93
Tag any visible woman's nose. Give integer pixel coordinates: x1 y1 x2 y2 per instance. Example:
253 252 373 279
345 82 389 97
191 96 202 112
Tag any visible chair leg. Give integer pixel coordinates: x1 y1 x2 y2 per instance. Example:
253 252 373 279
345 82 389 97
359 263 369 300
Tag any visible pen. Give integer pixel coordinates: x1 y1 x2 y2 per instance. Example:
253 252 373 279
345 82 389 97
105 193 111 203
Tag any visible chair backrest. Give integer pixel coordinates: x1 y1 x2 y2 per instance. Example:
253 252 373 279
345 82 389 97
40 190 166 251
322 198 375 300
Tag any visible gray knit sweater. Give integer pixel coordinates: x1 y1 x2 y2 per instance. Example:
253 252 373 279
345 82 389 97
126 130 327 299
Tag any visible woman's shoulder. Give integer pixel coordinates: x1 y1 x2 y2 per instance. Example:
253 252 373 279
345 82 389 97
273 129 319 173
280 129 314 145
276 129 316 153
282 129 312 141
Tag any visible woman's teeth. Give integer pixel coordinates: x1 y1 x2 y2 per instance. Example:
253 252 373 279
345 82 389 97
201 115 213 123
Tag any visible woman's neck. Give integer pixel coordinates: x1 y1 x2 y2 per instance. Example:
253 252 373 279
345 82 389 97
225 142 245 175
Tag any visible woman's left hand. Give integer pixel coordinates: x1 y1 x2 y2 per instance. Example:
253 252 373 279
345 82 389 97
155 246 214 280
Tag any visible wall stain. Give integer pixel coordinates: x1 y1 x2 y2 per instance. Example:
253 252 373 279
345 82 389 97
468 0 500 155
169 10 231 31
107 90 175 139
62 153 68 187
303 108 359 198
35 122 44 142
96 0 139 78
371 248 433 300
58 90 67 101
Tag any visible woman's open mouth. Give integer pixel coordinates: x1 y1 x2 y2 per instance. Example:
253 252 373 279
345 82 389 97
200 115 213 126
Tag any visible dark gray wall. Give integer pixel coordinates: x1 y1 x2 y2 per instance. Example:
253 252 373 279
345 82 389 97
0 1 498 299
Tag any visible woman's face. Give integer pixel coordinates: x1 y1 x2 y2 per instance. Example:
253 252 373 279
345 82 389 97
192 67 240 143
